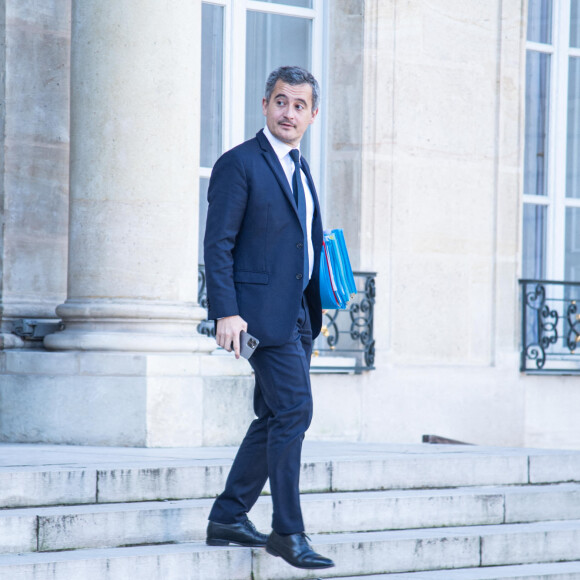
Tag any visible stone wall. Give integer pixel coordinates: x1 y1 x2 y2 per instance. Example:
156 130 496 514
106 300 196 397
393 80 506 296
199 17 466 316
324 0 364 269
310 0 535 448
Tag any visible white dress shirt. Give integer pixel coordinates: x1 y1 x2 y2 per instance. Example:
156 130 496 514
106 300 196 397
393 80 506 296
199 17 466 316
263 125 315 281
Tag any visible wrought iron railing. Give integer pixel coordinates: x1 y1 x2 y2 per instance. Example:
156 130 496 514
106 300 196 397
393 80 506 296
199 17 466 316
520 279 580 373
197 265 214 338
312 271 375 373
198 265 376 373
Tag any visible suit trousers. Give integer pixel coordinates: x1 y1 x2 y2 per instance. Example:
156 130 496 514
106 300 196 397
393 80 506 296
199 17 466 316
208 295 313 534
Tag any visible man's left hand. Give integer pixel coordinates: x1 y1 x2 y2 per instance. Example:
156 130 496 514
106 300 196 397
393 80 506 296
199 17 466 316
216 315 248 359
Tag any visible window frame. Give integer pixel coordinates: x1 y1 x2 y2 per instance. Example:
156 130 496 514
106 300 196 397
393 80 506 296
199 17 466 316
199 0 325 189
523 0 580 281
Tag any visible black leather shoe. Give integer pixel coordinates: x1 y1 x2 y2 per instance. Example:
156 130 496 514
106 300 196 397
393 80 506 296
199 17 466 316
206 518 268 547
266 531 335 569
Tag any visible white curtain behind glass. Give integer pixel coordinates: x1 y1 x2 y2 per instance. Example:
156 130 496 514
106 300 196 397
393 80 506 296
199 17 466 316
571 0 580 47
199 4 224 264
245 12 312 159
527 0 552 43
566 58 580 199
523 204 547 279
565 60 580 285
200 4 224 168
524 51 550 197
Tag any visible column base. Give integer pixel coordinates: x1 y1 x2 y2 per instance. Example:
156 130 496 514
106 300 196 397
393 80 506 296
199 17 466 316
0 350 254 447
44 330 215 353
44 300 215 353
0 334 25 349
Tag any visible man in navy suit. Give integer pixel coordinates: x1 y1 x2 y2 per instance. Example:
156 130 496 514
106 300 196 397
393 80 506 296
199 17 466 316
203 66 334 570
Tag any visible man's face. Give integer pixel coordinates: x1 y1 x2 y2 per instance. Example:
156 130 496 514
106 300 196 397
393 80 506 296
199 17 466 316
262 80 318 148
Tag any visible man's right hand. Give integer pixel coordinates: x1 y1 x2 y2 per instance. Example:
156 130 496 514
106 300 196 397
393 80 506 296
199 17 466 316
216 315 248 359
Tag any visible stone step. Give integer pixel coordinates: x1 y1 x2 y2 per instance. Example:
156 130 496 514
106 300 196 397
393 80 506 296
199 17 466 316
2 442 580 508
332 561 580 579
3 521 580 580
92 447 532 504
2 483 580 554
253 521 580 579
0 543 251 580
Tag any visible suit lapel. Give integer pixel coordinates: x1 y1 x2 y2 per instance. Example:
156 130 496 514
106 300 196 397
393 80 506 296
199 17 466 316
257 130 298 219
257 130 322 243
300 156 322 234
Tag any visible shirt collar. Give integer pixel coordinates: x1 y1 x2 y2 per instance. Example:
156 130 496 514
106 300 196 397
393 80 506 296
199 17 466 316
263 125 300 162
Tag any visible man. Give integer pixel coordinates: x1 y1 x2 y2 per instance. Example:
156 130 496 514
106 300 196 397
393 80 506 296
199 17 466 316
203 66 334 571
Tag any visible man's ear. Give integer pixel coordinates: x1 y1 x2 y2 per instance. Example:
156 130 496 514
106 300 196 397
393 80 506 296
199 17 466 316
262 97 268 116
310 108 319 124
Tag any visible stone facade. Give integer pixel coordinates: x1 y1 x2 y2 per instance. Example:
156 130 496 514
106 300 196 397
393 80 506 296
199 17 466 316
0 0 578 449
309 0 535 448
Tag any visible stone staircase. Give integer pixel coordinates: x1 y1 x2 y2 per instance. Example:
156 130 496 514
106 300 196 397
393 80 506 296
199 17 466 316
1 442 580 579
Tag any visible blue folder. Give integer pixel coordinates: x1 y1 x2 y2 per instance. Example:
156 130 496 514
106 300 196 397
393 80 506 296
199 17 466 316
319 229 357 310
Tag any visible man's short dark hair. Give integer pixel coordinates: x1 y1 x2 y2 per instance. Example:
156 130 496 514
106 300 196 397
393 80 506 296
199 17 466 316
264 66 320 111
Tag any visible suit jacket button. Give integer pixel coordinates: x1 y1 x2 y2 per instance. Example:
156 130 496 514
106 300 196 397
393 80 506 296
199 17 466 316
296 242 303 249
296 273 303 280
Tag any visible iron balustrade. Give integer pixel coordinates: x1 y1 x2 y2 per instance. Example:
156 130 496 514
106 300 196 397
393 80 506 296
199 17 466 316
520 279 580 373
312 271 376 373
198 265 376 373
197 265 214 338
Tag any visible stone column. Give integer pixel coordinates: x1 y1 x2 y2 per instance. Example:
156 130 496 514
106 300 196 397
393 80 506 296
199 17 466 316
0 1 70 349
44 0 210 353
0 0 252 448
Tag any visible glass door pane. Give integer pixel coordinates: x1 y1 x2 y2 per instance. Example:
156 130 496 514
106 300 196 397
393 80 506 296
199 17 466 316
200 3 224 168
259 0 312 7
566 207 580 282
527 0 553 43
245 11 312 158
524 51 551 197
571 0 580 48
566 57 580 198
565 208 580 304
199 178 210 264
523 204 547 279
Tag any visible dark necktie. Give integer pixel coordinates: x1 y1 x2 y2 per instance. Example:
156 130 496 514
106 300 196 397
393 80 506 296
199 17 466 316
289 148 309 290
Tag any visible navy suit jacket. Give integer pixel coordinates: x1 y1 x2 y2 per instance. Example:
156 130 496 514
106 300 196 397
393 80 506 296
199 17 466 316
204 129 323 347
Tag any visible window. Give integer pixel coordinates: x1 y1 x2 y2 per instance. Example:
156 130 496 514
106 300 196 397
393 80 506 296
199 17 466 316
201 3 225 169
523 0 580 283
198 0 325 262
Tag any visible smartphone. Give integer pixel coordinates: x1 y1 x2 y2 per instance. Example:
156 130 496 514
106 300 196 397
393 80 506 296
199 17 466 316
239 330 259 359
